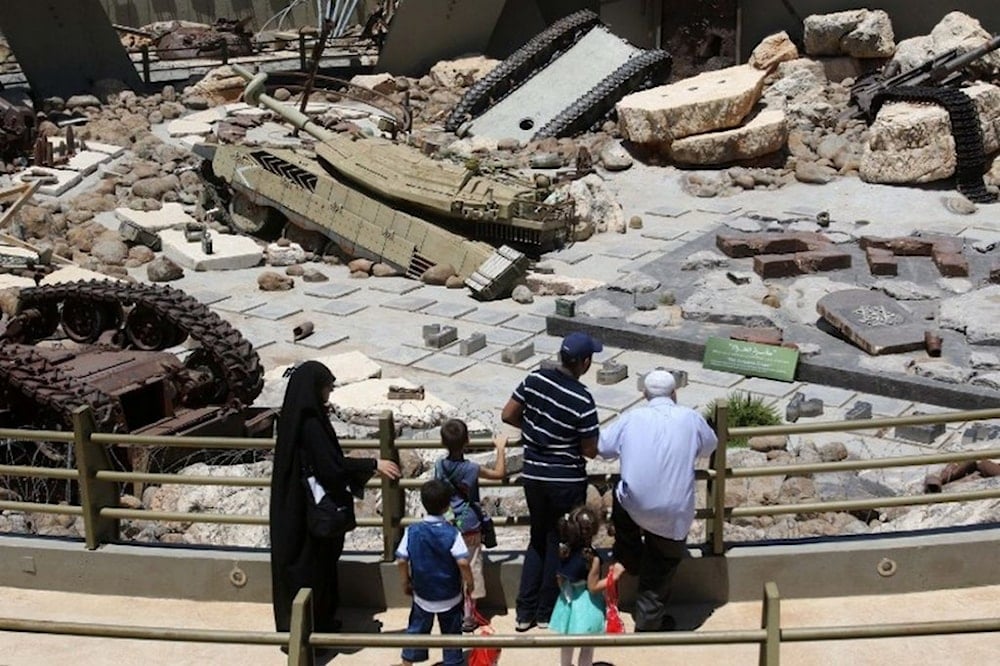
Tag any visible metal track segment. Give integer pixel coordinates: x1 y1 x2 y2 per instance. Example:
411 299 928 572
533 49 672 139
14 281 264 406
0 343 124 431
872 85 998 204
443 9 601 132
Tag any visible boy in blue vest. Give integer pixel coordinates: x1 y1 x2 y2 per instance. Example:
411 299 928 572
396 479 474 666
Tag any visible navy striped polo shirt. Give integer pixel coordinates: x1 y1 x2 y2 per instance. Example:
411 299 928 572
512 367 599 483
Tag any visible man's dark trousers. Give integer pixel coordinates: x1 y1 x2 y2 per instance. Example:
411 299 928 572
516 478 587 624
611 492 687 631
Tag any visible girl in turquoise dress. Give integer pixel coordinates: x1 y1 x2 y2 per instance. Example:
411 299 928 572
549 506 625 666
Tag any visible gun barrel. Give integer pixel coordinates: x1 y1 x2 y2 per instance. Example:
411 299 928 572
930 34 1000 81
231 64 336 143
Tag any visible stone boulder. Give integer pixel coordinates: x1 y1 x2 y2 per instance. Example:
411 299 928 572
681 270 784 328
616 65 768 146
860 82 1000 184
669 108 787 165
429 56 499 89
749 32 799 71
91 239 129 266
185 65 245 106
258 271 294 291
421 264 456 285
939 285 1000 345
804 9 895 58
349 73 396 95
264 241 307 266
146 256 183 282
131 175 180 200
599 142 634 171
890 12 1000 81
372 263 399 277
567 174 626 233
347 258 373 274
524 273 604 296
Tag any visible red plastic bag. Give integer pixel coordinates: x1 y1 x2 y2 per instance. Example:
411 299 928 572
605 570 625 634
467 606 501 666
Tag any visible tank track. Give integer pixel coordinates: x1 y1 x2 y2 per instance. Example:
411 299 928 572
872 85 998 204
443 9 601 132
12 281 264 406
0 343 124 431
534 49 672 139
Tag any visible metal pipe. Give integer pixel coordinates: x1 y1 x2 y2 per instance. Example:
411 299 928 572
782 617 1000 641
0 500 83 515
90 433 512 451
311 629 768 648
0 428 74 442
233 64 338 143
730 446 1000 479
95 471 271 487
0 618 288 645
924 461 977 493
99 508 267 525
0 464 78 480
728 408 1000 439
729 487 1000 518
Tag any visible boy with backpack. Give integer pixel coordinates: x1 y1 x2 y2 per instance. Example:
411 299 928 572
435 418 508 631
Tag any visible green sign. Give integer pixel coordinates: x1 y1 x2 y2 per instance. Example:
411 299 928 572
702 337 799 382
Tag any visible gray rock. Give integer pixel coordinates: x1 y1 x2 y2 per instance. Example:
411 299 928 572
970 372 1000 391
936 278 973 294
421 263 456 285
944 196 977 215
970 351 1000 370
804 10 867 55
146 256 184 282
257 271 294 291
940 286 1000 344
285 264 305 276
972 238 998 253
872 279 939 300
66 94 102 109
609 273 660 294
372 263 399 278
131 175 180 200
626 308 679 328
599 142 634 171
577 298 625 319
183 95 209 110
911 360 975 385
302 268 328 283
723 216 762 232
748 435 788 452
840 10 895 58
530 152 563 169
681 250 729 271
511 285 534 304
90 239 129 266
818 441 849 462
795 161 836 184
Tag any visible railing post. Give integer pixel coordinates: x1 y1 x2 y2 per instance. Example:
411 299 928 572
379 410 403 562
708 403 729 555
140 45 151 85
72 406 119 550
298 32 307 71
760 581 781 666
288 588 314 666
221 39 229 65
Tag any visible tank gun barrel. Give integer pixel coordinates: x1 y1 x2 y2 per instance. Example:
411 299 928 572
231 64 336 143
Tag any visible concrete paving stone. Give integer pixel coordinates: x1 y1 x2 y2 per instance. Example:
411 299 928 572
49 136 126 157
640 226 689 241
184 107 229 123
21 167 81 196
783 205 825 218
315 300 368 316
502 314 547 334
694 201 742 215
442 342 502 361
532 335 563 355
732 376 801 398
676 381 732 412
381 296 436 312
242 330 277 350
245 301 303 321
542 246 592 265
292 329 350 349
214 295 268 313
484 327 532 347
179 135 207 149
461 308 517 326
187 290 230 306
64 150 110 175
590 346 624 365
511 352 551 370
303 283 360 299
590 383 643 412
368 277 424 294
370 345 434 367
411 353 478 377
793 384 858 408
597 408 620 424
616 256 658 273
646 203 691 218
422 302 477 319
115 203 196 231
167 119 214 137
161 229 263 271
600 244 652 260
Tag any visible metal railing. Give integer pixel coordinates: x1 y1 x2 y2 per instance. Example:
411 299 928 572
2 582 999 665
3 405 1000 559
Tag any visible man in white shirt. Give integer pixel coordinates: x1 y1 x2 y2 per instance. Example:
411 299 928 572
598 370 718 631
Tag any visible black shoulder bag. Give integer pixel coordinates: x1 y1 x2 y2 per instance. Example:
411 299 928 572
302 452 357 539
435 460 497 549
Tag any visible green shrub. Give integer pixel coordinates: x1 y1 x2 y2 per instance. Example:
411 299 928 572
703 391 782 448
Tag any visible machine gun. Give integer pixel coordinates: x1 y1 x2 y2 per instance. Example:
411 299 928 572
848 34 1000 121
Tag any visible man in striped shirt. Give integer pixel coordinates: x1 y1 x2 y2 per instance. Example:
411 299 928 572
501 331 601 631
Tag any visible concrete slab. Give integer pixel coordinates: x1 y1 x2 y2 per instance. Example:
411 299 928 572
442 342 502 362
646 204 691 218
422 302 477 319
183 107 228 124
735 377 801 398
63 150 110 175
590 384 644 411
641 226 689 241
179 135 207 149
461 308 516 326
214 295 268 314
368 278 424 295
49 137 126 157
381 296 436 312
167 119 213 137
370 345 433 367
502 314 547 334
303 283 360 299
115 203 195 231
245 122 302 147
291 329 349 349
543 246 592 265
484 328 532 347
601 244 652 260
242 330 276 350
411 353 478 377
532 335 563 355
0 273 34 289
695 201 742 215
160 229 262 271
316 300 368 316
244 301 303 321
19 167 81 196
187 290 230 306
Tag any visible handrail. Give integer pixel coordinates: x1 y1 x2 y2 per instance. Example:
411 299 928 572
727 408 1000 438
309 629 769 648
0 617 288 644
0 500 83 516
0 464 78 480
782 617 1000 640
729 446 1000 478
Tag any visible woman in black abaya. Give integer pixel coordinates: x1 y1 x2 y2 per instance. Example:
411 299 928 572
270 361 400 633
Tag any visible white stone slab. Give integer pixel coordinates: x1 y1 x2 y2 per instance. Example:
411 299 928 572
316 300 368 316
64 150 111 176
223 102 252 114
167 119 214 137
304 283 360 299
412 354 478 377
48 137 125 157
184 107 228 124
292 329 350 349
230 107 268 119
370 345 433 367
214 295 268 313
40 266 119 285
161 229 263 271
115 203 196 231
19 168 81 196
180 135 207 149
0 273 34 289
368 277 424 295
245 301 303 321
0 244 39 265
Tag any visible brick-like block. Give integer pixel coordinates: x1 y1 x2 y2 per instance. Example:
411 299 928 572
555 298 576 317
845 401 873 420
596 361 628 385
895 420 946 444
753 254 799 278
797 249 851 273
459 333 487 356
716 231 830 258
963 422 1000 444
860 236 934 256
423 324 457 349
932 251 969 278
865 247 898 275
501 342 534 364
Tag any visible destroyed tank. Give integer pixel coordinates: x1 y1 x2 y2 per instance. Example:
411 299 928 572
198 65 572 300
0 280 267 436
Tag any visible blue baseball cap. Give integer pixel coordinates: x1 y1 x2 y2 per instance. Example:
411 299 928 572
560 331 603 360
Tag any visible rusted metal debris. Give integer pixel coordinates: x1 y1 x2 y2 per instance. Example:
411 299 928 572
387 385 425 400
925 460 1000 493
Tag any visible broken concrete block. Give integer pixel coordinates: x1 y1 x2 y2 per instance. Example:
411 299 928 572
349 72 397 95
160 229 262 271
501 342 534 364
932 251 969 278
422 324 458 349
596 361 628 385
845 401 873 420
555 298 576 317
716 232 831 257
669 109 788 165
962 422 1000 444
786 392 824 422
459 333 487 356
749 31 799 71
865 247 898 275
895 416 946 444
804 10 868 55
616 64 768 145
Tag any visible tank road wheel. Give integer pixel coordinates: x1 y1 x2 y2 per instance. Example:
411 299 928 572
183 348 228 404
9 302 60 341
125 306 180 351
228 192 284 240
60 301 118 343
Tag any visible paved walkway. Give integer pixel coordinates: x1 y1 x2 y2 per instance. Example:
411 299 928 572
2 584 999 665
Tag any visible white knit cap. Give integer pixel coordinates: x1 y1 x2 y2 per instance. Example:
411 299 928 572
643 370 676 397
